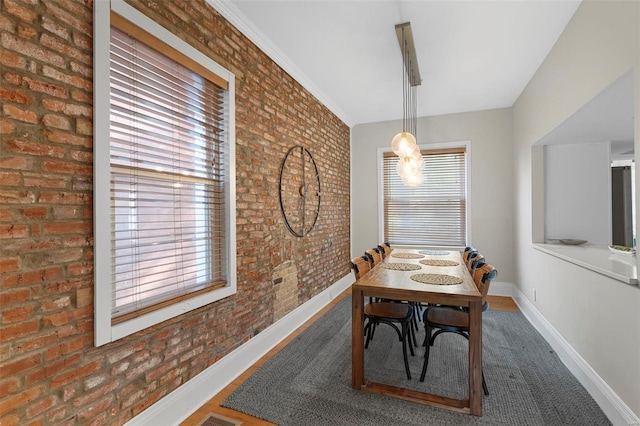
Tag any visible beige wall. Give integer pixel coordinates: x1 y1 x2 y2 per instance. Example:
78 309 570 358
512 0 640 416
351 107 514 283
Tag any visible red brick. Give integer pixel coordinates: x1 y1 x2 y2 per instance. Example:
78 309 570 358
26 77 68 98
0 48 26 69
0 377 20 397
0 354 40 379
41 113 70 130
0 157 30 170
0 414 20 426
42 16 70 40
15 325 75 354
40 33 91 66
3 104 37 123
70 89 91 104
0 208 12 221
5 139 66 158
42 221 91 235
72 380 118 408
19 207 48 220
25 353 81 385
50 360 103 389
0 387 41 416
0 87 32 105
41 65 92 92
42 305 91 328
0 119 15 134
0 288 30 305
5 0 37 23
25 395 56 418
42 129 91 147
18 25 37 40
0 224 29 239
70 150 92 163
42 98 91 117
75 117 92 135
41 160 91 175
1 304 35 323
23 175 68 189
0 190 35 203
0 33 65 68
0 258 19 272
45 1 92 32
0 172 20 186
45 406 67 424
0 319 39 340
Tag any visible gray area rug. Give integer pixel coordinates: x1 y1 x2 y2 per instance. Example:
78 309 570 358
222 296 610 425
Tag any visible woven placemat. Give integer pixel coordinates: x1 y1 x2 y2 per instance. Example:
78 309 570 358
419 259 459 267
418 250 450 255
390 253 424 259
410 273 463 285
379 262 422 271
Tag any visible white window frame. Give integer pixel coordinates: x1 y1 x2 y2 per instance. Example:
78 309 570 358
376 140 471 250
93 0 236 346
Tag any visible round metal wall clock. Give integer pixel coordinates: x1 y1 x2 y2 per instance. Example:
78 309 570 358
278 145 321 237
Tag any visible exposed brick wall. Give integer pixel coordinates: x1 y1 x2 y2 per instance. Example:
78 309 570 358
0 0 351 424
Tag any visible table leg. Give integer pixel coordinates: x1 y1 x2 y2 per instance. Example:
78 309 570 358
352 287 364 389
468 300 482 416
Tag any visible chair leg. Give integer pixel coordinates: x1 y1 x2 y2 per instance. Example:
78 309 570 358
401 323 412 380
482 372 489 395
419 324 433 382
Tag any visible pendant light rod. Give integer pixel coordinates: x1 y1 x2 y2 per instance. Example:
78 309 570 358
395 22 421 87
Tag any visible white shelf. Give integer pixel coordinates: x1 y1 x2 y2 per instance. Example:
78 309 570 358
533 243 637 285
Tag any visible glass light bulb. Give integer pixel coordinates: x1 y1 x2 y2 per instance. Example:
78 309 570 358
402 170 423 187
391 132 417 157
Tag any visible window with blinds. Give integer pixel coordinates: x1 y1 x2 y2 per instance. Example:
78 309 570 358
382 148 467 247
109 25 226 321
94 2 235 346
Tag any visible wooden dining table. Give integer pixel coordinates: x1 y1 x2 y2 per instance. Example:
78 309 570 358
351 248 484 416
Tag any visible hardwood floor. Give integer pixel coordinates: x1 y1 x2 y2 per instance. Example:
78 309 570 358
180 288 519 426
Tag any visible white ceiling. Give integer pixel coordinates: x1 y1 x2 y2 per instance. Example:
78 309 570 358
210 0 581 127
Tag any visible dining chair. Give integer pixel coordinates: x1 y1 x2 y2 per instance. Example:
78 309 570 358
364 301 416 380
353 248 416 380
350 255 372 280
465 251 484 273
365 247 382 266
419 261 497 394
377 242 392 259
462 246 477 268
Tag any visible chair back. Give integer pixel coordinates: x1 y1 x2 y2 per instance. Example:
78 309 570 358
462 247 477 267
464 251 483 271
350 255 371 280
365 247 382 266
468 252 485 273
377 242 391 259
472 262 497 304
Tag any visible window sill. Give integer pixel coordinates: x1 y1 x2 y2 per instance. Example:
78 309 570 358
532 243 637 286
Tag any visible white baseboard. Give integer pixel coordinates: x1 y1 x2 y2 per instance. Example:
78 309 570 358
512 287 640 426
125 273 354 426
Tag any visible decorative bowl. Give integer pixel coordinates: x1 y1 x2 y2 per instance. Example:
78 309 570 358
559 239 587 246
608 245 636 256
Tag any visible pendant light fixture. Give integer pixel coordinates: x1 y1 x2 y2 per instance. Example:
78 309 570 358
392 22 422 186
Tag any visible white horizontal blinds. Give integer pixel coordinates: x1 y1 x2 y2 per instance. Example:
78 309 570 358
109 26 226 321
383 148 466 246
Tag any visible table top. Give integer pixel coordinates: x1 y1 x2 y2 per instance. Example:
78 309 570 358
352 248 481 306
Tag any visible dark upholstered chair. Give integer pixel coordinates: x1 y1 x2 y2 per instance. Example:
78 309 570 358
419 261 497 394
